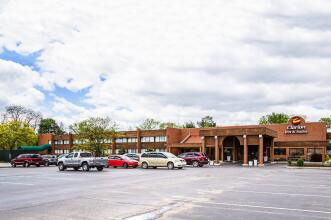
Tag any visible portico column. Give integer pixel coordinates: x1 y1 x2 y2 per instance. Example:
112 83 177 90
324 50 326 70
201 136 206 154
220 139 224 162
215 136 219 164
259 134 264 166
243 135 248 166
111 138 116 154
270 138 274 163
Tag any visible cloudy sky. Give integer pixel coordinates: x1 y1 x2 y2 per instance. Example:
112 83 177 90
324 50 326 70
0 0 331 129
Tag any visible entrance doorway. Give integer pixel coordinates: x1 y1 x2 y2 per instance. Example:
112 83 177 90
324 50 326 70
223 136 241 162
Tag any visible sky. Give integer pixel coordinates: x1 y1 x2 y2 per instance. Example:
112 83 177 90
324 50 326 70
0 0 331 129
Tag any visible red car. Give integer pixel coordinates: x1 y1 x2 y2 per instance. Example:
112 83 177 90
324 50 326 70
108 155 138 168
178 152 209 167
11 154 45 167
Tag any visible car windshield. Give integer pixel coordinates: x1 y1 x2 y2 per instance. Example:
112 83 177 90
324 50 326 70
80 153 92 157
163 152 177 158
121 155 131 160
31 154 40 158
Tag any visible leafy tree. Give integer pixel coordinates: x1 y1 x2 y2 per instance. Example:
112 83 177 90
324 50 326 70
137 118 161 130
197 116 216 128
319 117 331 128
69 117 119 156
1 105 42 130
159 122 181 129
259 112 290 125
38 118 65 134
183 121 196 128
0 121 37 150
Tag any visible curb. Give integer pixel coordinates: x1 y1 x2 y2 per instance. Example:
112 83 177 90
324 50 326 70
286 166 331 170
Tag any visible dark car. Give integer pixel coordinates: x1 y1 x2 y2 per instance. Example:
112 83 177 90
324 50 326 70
124 153 140 161
11 154 45 167
178 152 209 167
41 155 58 166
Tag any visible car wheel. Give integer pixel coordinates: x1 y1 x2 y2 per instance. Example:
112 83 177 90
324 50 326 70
24 162 29 167
82 163 90 171
141 162 148 169
97 167 103 171
167 162 174 170
192 161 199 167
74 167 79 171
123 163 128 169
45 162 49 167
11 163 16 167
58 163 66 171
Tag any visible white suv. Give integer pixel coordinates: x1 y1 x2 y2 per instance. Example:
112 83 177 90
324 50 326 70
139 152 186 169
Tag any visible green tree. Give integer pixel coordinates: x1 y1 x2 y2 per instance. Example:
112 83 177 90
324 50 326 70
259 112 290 125
0 121 37 150
319 117 331 128
197 116 216 128
183 121 196 128
137 118 161 130
38 118 65 134
70 117 120 156
159 122 181 129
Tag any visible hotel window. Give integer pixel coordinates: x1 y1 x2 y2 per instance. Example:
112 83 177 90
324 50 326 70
63 140 69 145
289 148 304 158
128 149 137 153
274 148 286 155
116 138 127 143
141 137 154 143
48 140 52 145
155 136 166 142
127 138 137 143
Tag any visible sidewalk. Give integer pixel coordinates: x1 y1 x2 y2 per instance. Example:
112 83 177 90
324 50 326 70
0 163 11 168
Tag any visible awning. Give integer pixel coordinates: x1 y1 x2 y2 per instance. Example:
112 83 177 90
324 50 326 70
18 144 51 151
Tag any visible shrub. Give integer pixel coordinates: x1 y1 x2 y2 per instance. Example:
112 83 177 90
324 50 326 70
287 160 292 166
297 159 304 167
326 155 330 162
310 153 322 162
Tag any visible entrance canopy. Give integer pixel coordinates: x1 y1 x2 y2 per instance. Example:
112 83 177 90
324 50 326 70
199 126 278 138
18 144 51 151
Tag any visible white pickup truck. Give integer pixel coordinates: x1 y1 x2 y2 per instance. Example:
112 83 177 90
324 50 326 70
57 152 108 171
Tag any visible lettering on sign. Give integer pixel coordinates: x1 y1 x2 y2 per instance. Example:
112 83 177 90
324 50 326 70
285 116 308 134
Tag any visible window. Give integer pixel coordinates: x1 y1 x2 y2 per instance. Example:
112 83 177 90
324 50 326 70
141 137 154 143
48 140 52 144
155 136 166 142
127 138 137 143
63 140 69 145
157 153 167 158
80 153 92 158
141 153 148 158
274 148 286 155
66 153 74 158
128 149 137 153
116 138 127 143
289 148 304 157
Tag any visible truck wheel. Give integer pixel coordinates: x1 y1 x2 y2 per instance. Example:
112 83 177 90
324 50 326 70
192 161 199 167
97 167 103 171
141 162 148 169
58 163 66 171
82 163 90 171
167 162 174 170
123 163 128 169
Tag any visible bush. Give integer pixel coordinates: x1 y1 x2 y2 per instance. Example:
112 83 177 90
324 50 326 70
310 153 322 162
297 159 304 167
287 160 292 166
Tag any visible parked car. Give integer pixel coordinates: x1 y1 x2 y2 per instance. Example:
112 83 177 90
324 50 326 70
11 154 45 167
178 152 209 167
124 153 140 161
57 152 108 171
41 155 58 166
139 152 186 169
108 155 138 168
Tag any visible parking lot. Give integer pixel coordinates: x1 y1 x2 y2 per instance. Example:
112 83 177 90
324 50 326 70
0 165 331 220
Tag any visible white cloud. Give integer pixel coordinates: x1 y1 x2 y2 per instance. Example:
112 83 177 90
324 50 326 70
0 0 331 128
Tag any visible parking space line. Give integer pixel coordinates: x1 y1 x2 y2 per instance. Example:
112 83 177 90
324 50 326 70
0 181 35 186
196 201 331 214
245 183 331 189
225 189 331 198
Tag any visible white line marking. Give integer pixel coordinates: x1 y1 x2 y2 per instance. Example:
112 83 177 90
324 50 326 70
0 181 34 186
225 189 331 198
197 201 331 214
247 183 331 189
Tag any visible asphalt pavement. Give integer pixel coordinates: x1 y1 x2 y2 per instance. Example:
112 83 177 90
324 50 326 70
0 164 330 220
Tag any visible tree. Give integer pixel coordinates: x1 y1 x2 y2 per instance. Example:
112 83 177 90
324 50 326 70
319 117 331 128
183 121 196 128
197 116 216 128
259 112 290 125
69 117 119 156
2 105 42 130
0 121 38 150
159 122 181 129
38 118 65 134
137 118 161 130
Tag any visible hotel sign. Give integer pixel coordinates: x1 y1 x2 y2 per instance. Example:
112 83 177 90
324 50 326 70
285 116 308 134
